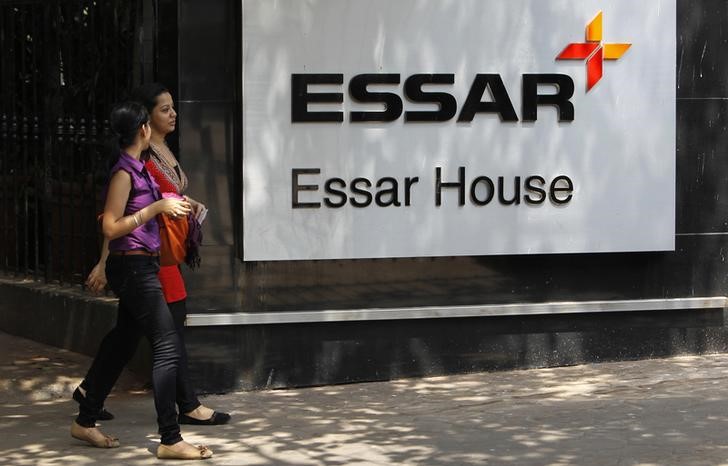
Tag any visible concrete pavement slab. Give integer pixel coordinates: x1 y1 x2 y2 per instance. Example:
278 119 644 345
2 330 728 464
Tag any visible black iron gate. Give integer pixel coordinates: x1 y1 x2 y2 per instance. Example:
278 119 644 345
0 0 165 285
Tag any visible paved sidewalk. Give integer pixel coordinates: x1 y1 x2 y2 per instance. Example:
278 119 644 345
1 331 728 465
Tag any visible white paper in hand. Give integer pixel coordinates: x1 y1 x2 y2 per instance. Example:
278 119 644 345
196 206 208 224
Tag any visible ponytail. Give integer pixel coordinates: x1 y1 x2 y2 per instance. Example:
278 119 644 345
107 101 149 170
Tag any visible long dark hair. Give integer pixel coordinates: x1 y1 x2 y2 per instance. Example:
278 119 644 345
108 101 149 169
130 82 169 114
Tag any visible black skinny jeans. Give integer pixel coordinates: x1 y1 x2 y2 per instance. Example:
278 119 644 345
167 299 203 414
75 255 183 445
79 299 201 417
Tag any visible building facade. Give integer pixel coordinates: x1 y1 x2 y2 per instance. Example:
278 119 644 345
2 0 728 392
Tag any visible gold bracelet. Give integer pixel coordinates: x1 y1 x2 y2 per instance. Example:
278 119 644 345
132 213 140 227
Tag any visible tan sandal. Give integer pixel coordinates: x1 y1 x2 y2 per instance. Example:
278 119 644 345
157 442 213 460
70 421 120 448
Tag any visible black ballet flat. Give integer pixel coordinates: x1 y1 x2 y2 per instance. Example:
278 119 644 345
96 407 115 421
178 411 231 425
72 387 115 421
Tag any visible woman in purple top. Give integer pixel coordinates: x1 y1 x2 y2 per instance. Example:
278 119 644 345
70 102 213 460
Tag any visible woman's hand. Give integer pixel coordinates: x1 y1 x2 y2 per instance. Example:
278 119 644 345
158 198 192 219
85 262 107 294
184 196 206 219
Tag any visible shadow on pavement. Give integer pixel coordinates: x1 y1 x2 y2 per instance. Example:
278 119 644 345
1 331 728 465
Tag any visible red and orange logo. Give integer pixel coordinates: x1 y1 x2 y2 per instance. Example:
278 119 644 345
556 11 631 91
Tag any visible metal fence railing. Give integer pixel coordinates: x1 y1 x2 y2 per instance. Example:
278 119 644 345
0 0 155 285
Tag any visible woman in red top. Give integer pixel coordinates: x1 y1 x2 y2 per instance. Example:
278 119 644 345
82 84 229 426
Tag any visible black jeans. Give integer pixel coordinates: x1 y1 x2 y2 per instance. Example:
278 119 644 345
76 255 183 445
79 299 201 417
167 299 202 414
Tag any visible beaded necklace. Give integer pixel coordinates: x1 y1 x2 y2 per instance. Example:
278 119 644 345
148 142 188 194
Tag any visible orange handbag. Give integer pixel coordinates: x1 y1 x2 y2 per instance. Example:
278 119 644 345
158 213 188 266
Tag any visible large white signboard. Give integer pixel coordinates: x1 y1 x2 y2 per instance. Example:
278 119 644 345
242 0 676 261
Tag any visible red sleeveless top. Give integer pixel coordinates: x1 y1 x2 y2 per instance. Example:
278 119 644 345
145 148 187 304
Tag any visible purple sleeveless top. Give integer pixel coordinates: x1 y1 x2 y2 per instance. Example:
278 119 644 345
108 152 162 253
